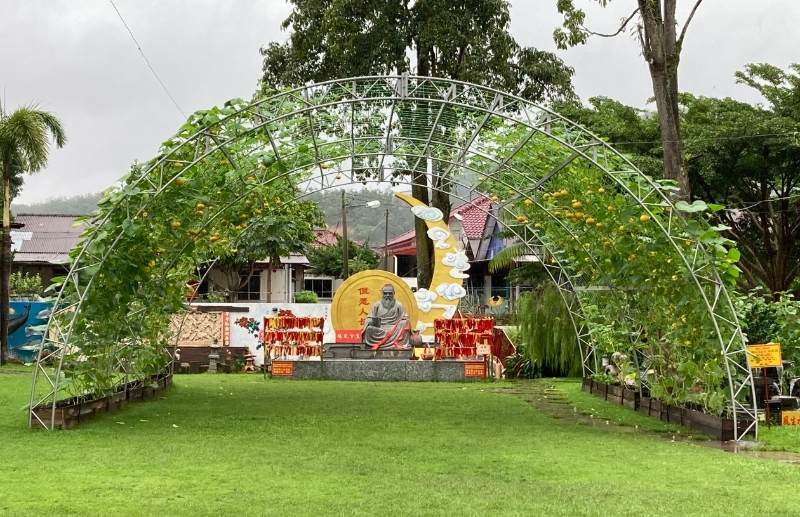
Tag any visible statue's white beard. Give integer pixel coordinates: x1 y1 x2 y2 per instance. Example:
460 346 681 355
381 298 395 310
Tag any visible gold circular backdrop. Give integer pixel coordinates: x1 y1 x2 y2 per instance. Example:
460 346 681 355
330 270 419 331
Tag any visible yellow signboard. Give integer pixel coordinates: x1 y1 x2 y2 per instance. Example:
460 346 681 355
746 343 782 369
272 361 294 376
782 411 800 426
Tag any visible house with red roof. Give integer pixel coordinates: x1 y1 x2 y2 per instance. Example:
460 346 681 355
383 196 511 299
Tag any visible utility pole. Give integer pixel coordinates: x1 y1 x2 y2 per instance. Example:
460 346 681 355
342 190 349 279
383 208 389 271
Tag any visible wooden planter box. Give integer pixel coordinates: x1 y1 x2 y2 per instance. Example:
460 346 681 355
639 396 651 416
106 391 127 412
621 389 639 410
637 397 739 439
590 380 609 400
582 377 592 393
682 406 750 442
585 378 640 409
127 386 144 402
32 401 85 430
31 373 173 429
607 385 625 404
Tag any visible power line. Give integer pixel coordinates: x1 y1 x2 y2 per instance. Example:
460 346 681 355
607 131 799 147
108 0 186 119
722 195 800 211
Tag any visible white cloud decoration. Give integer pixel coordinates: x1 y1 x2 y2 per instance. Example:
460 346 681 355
449 269 469 279
427 227 451 249
414 288 438 313
436 283 467 301
411 206 444 222
442 250 470 278
441 305 458 319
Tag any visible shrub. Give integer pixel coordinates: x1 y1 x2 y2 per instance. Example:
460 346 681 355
294 290 319 303
10 272 43 299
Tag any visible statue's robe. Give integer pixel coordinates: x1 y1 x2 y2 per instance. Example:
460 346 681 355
362 301 412 350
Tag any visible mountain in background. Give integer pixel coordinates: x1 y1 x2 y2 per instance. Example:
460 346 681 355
11 189 419 246
12 193 104 215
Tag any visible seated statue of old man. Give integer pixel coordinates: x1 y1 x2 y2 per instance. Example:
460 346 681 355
362 284 412 350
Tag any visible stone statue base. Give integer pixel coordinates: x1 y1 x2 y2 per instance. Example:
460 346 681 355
324 344 415 360
270 358 485 382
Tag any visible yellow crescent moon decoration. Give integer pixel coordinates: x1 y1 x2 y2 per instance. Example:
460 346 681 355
394 192 466 339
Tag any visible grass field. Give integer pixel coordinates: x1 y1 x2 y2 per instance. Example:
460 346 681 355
2 369 800 517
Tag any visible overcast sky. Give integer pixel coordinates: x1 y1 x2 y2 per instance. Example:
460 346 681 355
3 1 799 205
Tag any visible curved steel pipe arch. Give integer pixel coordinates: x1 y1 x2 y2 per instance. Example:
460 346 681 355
30 75 755 439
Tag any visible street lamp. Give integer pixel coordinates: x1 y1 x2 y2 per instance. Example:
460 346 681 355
341 193 381 279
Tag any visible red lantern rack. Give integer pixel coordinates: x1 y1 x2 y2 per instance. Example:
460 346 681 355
433 317 494 359
263 310 325 359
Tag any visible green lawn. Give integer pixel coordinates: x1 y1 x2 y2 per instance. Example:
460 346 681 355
545 378 688 433
2 369 800 516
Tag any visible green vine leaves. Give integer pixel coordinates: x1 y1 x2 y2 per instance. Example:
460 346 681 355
475 127 742 415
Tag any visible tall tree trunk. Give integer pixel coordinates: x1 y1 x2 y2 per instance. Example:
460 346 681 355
639 0 691 200
413 44 435 289
1 172 10 365
648 66 689 198
412 169 434 289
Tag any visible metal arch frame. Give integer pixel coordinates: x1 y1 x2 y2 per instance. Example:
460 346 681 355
28 172 594 429
30 75 756 440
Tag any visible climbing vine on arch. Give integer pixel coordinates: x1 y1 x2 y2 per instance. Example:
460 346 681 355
44 97 324 401
473 125 744 415
30 77 755 440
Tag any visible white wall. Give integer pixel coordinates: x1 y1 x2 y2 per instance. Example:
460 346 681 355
193 302 335 365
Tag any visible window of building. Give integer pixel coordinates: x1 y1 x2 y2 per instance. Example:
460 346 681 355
304 278 333 299
237 273 261 301
396 255 417 278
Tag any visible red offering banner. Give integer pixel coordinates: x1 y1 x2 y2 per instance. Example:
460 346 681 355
434 317 494 359
262 310 325 360
464 362 486 378
272 361 294 376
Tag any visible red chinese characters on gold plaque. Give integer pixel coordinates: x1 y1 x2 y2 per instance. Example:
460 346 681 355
782 411 800 426
330 270 419 342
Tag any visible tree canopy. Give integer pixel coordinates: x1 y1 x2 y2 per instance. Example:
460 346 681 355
682 64 800 296
260 0 576 288
261 0 576 103
213 199 325 296
554 0 706 200
0 103 66 365
306 235 380 278
558 63 800 297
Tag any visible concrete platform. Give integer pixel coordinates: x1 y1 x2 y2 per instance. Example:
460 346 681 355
323 344 414 360
271 359 486 382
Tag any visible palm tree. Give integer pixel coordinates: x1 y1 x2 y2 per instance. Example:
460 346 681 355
0 104 66 364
